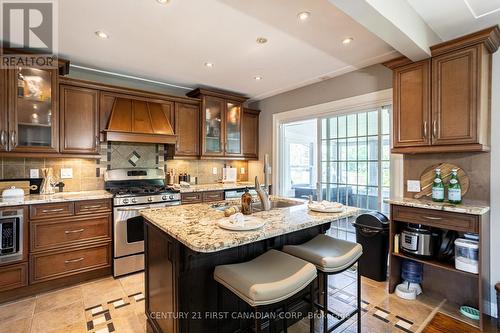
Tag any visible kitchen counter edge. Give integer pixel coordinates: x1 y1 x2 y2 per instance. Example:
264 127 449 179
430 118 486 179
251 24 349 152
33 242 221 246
0 190 113 207
385 197 490 215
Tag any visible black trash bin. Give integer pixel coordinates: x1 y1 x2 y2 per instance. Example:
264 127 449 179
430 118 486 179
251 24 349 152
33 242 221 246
353 211 390 281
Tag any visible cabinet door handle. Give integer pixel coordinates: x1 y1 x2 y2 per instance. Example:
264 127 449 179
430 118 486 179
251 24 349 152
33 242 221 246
10 130 17 149
433 120 437 138
423 216 442 221
95 136 100 152
0 130 6 149
423 121 428 139
81 205 102 210
65 228 85 234
41 208 64 213
184 196 199 200
65 257 84 264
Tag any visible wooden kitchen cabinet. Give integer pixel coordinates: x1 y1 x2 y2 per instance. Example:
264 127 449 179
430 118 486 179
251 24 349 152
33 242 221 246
0 263 28 292
242 108 260 159
6 68 59 153
392 60 431 148
60 84 100 154
386 26 499 154
0 70 8 152
187 88 249 159
172 102 200 157
431 45 488 146
29 199 112 284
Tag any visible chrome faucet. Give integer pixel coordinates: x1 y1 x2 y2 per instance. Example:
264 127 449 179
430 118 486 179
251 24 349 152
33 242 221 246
255 176 271 211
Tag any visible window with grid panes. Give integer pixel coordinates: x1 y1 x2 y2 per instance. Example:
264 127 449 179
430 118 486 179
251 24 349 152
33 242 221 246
320 106 391 214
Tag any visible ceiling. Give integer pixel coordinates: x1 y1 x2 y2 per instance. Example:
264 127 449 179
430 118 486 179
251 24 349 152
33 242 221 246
408 0 500 40
58 0 396 100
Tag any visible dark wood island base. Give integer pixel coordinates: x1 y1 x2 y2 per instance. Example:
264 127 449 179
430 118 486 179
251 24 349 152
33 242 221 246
144 220 332 333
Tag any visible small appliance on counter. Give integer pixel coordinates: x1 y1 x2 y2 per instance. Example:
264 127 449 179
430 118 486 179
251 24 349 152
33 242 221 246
1 186 25 199
454 238 479 274
400 224 438 257
222 166 237 183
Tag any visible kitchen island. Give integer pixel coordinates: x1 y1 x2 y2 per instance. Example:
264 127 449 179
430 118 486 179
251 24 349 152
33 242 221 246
141 198 359 333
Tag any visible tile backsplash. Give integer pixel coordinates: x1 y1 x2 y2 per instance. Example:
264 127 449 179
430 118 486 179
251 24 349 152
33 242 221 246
0 157 103 192
166 160 249 184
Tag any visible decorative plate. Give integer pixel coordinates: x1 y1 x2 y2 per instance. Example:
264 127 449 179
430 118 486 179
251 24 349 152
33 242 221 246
217 216 266 231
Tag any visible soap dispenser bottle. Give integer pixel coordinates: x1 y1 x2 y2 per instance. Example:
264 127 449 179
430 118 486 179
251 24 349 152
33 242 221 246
241 187 253 215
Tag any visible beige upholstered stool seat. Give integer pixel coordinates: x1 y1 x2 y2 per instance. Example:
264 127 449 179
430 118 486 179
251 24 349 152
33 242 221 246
283 235 363 273
214 249 317 307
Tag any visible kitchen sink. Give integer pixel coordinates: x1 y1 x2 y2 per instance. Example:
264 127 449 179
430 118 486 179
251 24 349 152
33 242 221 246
252 199 303 211
210 199 303 212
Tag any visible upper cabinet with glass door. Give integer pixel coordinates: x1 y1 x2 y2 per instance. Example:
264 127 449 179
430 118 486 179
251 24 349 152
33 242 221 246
187 88 247 158
9 67 58 152
225 101 242 156
203 96 225 156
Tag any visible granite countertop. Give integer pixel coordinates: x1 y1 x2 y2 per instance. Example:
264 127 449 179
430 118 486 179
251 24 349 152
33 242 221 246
141 197 360 253
385 197 490 215
179 182 258 193
0 190 113 207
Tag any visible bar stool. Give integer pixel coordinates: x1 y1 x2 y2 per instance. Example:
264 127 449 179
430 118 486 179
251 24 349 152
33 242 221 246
214 249 317 333
283 235 363 333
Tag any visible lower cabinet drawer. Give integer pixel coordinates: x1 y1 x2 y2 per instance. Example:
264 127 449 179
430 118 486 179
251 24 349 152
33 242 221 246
181 192 203 204
30 243 111 283
75 199 112 215
392 205 479 233
30 202 74 220
31 214 112 252
202 191 224 202
0 262 28 292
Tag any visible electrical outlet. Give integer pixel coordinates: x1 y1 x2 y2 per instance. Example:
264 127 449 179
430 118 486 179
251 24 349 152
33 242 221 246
240 167 245 174
30 169 39 178
60 168 73 179
212 167 218 175
407 180 421 192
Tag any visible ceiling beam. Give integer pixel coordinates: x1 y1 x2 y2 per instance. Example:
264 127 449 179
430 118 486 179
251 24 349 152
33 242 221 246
329 0 441 61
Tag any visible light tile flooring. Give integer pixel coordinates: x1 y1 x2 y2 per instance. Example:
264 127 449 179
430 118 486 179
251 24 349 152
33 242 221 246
0 269 452 333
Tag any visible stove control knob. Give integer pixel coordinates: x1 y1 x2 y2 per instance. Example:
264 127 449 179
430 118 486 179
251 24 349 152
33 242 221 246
161 195 168 201
148 197 153 202
169 195 174 200
131 198 137 203
122 199 129 204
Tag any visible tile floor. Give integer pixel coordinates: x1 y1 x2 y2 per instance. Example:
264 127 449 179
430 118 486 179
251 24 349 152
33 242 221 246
0 269 456 333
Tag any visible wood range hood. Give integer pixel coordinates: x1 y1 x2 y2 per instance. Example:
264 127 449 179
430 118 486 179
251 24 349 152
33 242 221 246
103 97 177 144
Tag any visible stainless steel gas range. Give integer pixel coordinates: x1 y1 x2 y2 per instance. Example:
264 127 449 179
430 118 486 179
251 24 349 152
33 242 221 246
105 168 181 277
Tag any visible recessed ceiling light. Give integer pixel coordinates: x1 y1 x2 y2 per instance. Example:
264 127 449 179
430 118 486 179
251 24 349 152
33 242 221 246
256 37 268 44
254 76 263 81
204 62 214 68
156 0 170 4
95 31 109 39
297 11 310 21
342 37 354 45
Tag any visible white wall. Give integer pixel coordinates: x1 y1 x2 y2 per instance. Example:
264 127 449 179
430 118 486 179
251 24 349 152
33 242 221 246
490 51 500 317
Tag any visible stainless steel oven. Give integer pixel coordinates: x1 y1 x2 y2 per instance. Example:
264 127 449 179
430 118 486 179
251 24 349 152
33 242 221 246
113 201 180 276
0 208 24 265
106 168 182 277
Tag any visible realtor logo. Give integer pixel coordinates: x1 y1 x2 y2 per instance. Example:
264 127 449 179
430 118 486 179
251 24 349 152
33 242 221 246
0 0 58 68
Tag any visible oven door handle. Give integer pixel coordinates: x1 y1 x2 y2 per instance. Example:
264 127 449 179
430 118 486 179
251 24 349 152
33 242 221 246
116 206 151 211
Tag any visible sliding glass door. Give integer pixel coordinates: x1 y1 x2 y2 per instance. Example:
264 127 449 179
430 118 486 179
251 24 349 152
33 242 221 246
320 106 391 214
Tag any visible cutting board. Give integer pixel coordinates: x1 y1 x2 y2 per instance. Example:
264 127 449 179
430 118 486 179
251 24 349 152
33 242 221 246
414 163 469 199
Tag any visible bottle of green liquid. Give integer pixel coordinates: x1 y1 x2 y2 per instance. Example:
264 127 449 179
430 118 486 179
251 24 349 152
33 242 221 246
432 168 445 202
447 169 462 204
